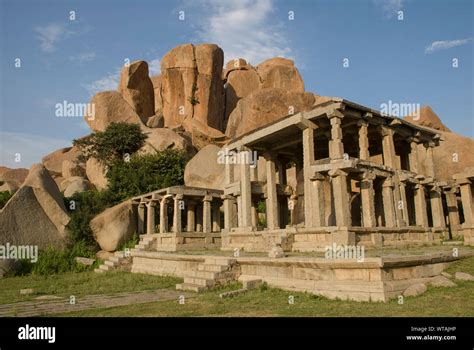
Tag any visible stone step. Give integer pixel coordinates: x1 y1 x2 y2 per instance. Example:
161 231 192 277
94 268 104 273
198 264 228 273
105 260 118 267
204 257 236 266
187 270 218 279
184 277 215 287
176 283 206 293
99 264 112 271
109 256 121 263
114 251 125 258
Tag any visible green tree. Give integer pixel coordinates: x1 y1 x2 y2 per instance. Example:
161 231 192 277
106 149 187 199
73 122 147 166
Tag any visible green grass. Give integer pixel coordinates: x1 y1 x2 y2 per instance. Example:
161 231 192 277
0 271 180 304
1 256 473 317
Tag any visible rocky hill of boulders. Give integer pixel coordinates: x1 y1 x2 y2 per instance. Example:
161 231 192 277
1 42 473 261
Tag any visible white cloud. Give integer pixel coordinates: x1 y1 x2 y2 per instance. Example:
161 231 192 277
35 23 72 52
82 69 120 96
424 38 472 54
187 0 292 65
70 51 96 63
374 0 403 19
149 58 161 75
0 132 71 169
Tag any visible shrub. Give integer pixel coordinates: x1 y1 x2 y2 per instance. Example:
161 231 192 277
64 190 119 247
31 241 97 276
106 149 187 199
0 190 14 209
73 122 147 167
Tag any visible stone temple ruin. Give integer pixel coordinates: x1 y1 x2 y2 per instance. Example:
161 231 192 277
98 97 474 302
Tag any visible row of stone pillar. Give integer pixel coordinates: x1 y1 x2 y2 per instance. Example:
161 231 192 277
136 195 221 234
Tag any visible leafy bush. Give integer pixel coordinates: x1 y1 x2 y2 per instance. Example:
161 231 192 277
118 233 139 251
64 190 119 246
31 241 97 276
0 190 14 209
73 122 147 167
106 149 187 199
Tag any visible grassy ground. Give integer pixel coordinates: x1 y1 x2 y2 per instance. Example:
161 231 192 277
0 255 473 317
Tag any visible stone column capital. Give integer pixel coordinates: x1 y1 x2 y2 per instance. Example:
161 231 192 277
328 169 348 178
457 178 472 186
357 119 369 127
361 171 376 182
382 178 394 188
174 194 184 200
381 125 395 137
148 200 157 207
310 173 326 181
327 109 344 120
203 195 213 202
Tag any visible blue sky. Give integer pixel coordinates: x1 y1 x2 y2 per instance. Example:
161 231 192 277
0 0 472 168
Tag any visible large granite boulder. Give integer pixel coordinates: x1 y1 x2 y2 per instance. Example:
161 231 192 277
85 158 108 190
42 147 81 176
161 43 225 131
405 106 451 132
184 144 225 189
91 200 136 252
404 106 474 181
84 91 144 132
256 57 305 92
0 167 29 189
60 176 91 197
61 159 86 178
118 60 155 123
225 88 315 139
150 75 163 116
224 59 260 123
138 127 194 155
0 164 70 249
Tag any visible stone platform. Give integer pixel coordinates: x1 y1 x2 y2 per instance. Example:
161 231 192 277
129 249 471 302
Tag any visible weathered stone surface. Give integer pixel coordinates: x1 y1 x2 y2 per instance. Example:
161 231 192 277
225 65 260 122
0 168 29 188
138 127 194 155
161 43 225 131
62 160 85 178
85 158 108 190
42 147 81 175
84 91 144 132
0 164 69 250
0 260 20 278
225 88 315 139
75 257 96 266
183 118 227 150
268 245 285 258
119 60 155 123
256 57 304 92
403 283 427 297
184 144 224 189
430 275 456 287
150 75 163 115
0 166 10 180
96 250 114 261
60 176 91 197
194 44 225 130
404 106 451 132
0 181 19 193
455 272 474 281
146 114 164 128
91 200 136 252
223 58 254 79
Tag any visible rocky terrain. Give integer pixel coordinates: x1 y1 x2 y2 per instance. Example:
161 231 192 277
1 42 473 260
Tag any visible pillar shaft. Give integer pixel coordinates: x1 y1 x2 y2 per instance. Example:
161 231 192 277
265 155 279 230
173 195 182 233
424 142 435 178
382 126 397 169
222 195 234 231
240 150 253 227
187 203 195 232
430 188 445 228
414 184 429 227
382 178 396 227
459 180 473 227
408 139 419 173
302 127 316 227
358 120 369 160
212 203 221 232
196 205 203 232
329 169 350 227
360 173 376 227
445 191 460 227
311 175 326 227
398 182 410 226
392 178 406 227
203 196 212 233
159 199 168 233
329 115 344 159
147 202 156 234
138 204 145 234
